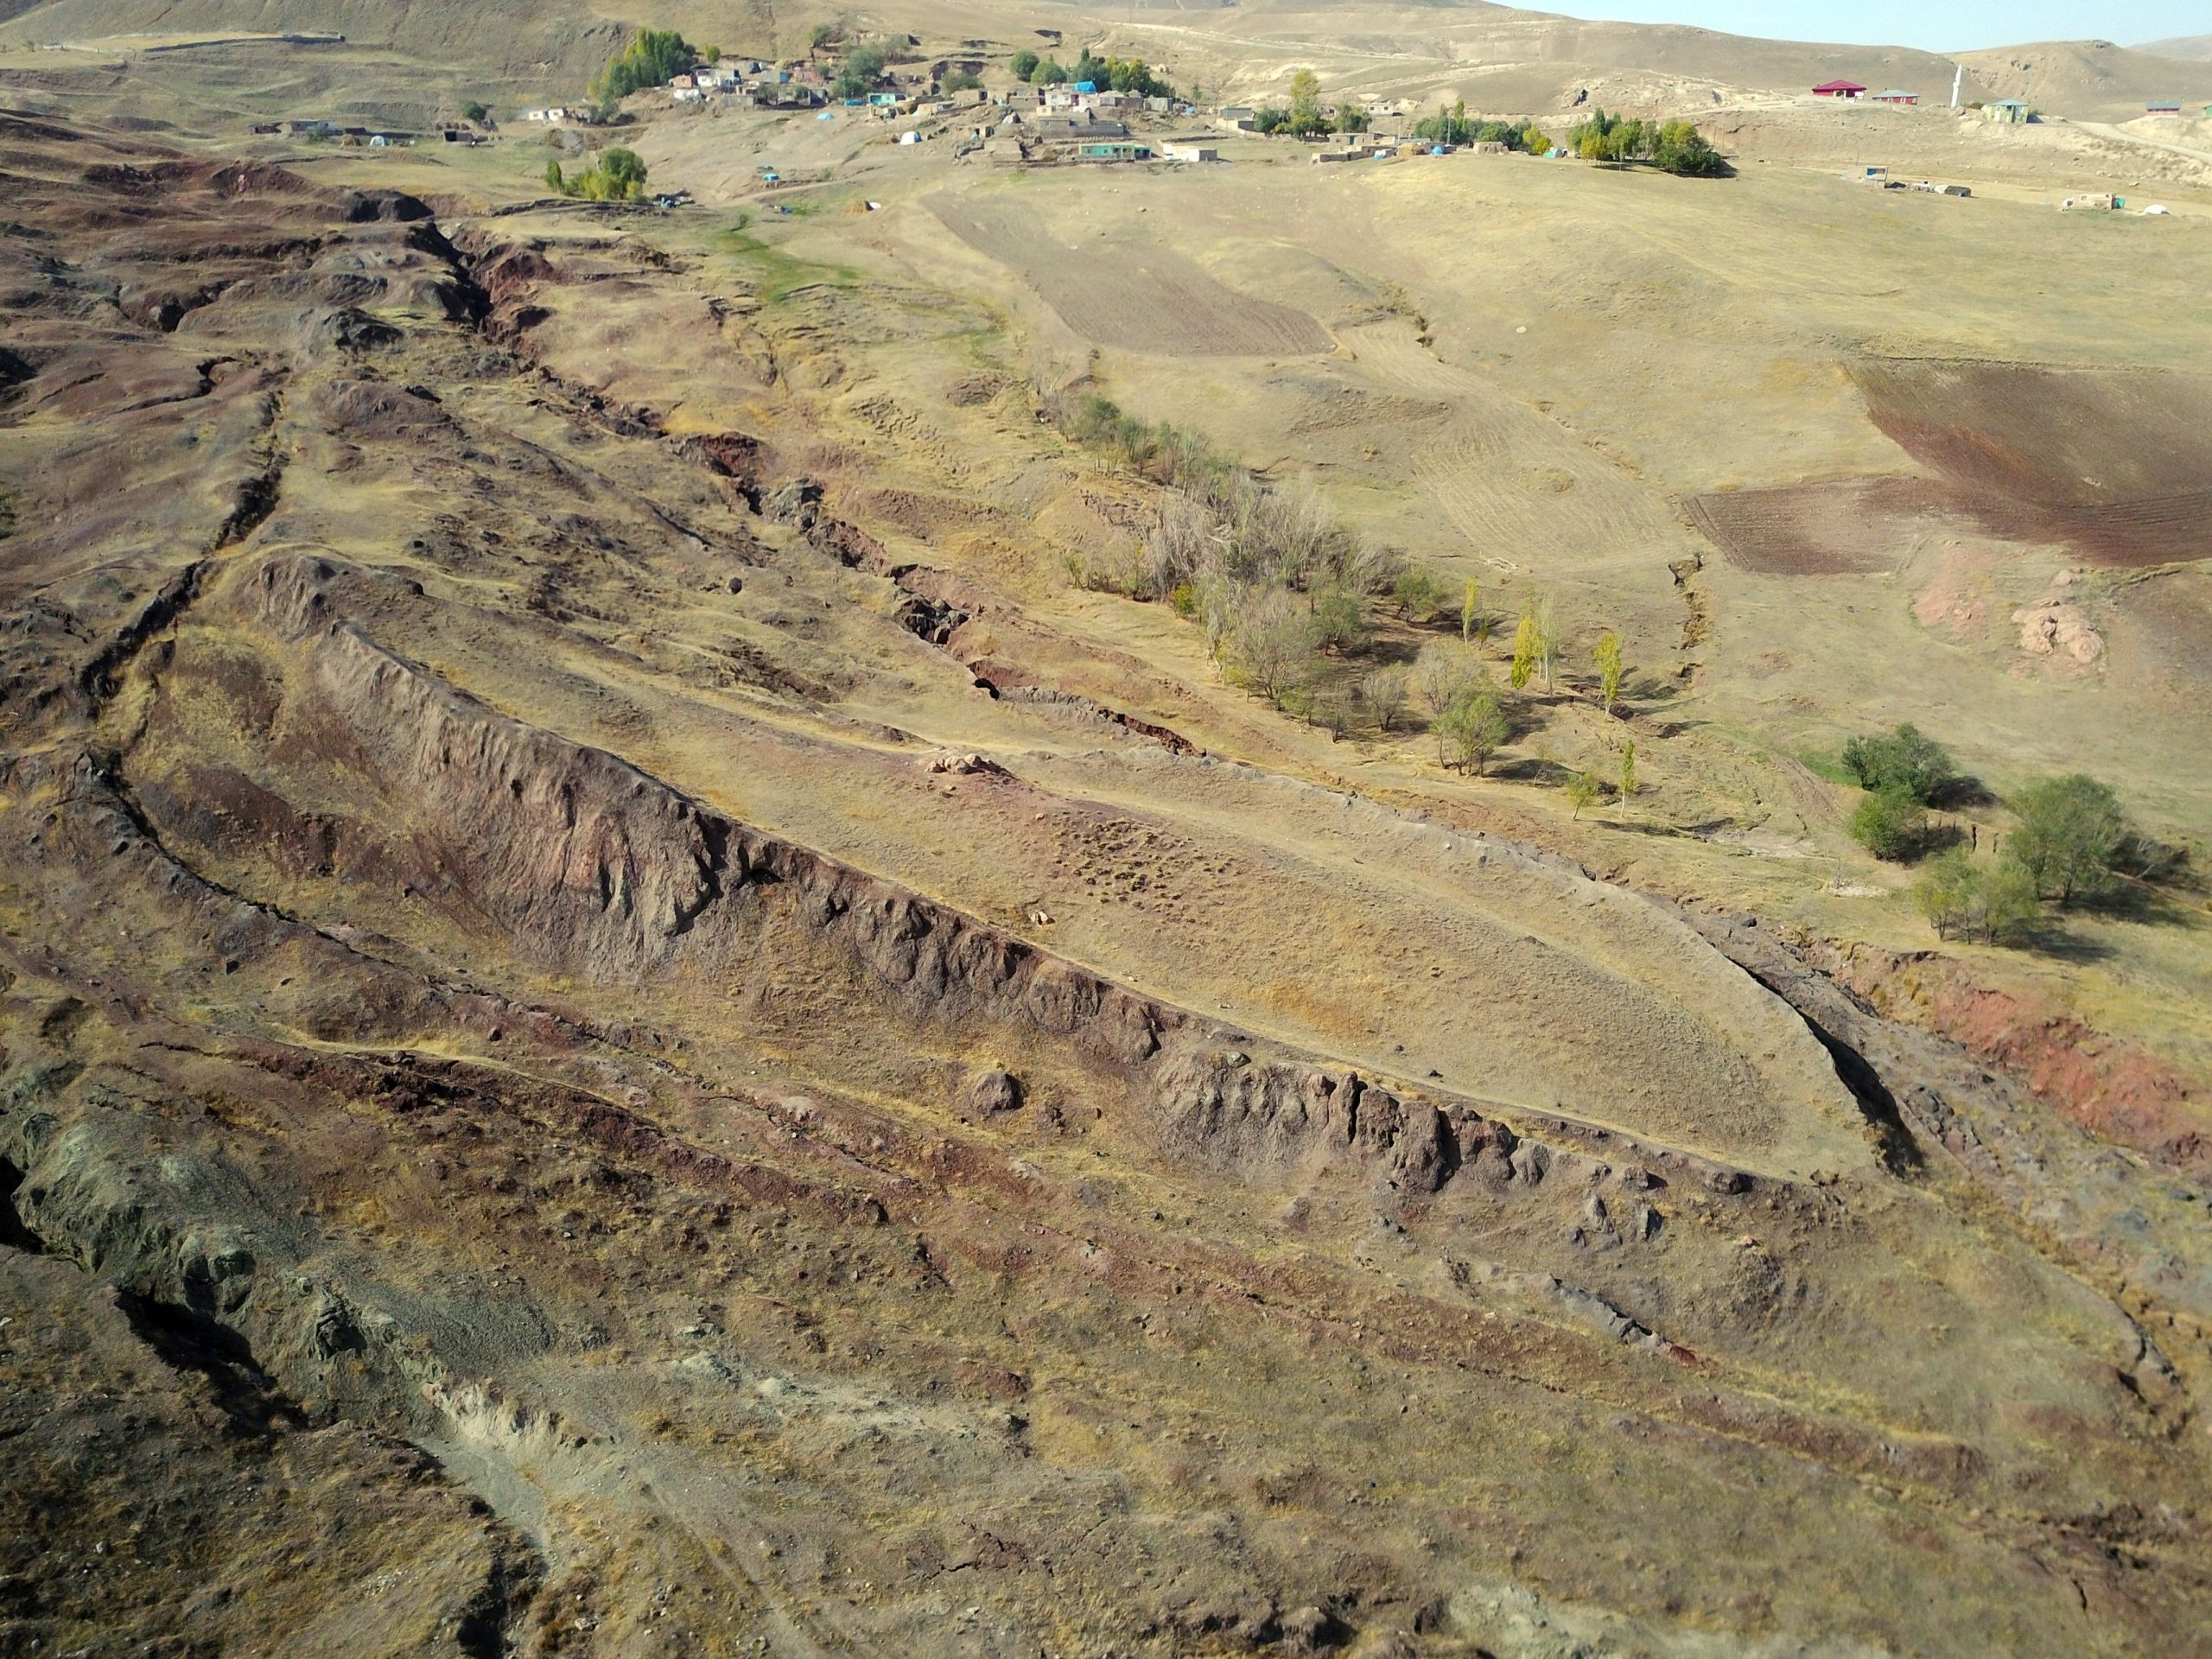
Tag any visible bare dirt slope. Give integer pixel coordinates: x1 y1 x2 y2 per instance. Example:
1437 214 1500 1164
2 17 2210 1659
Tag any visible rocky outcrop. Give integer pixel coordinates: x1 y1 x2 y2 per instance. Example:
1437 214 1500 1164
1152 1049 1465 1194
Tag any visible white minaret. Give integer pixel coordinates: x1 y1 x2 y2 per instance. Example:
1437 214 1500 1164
1951 65 1963 108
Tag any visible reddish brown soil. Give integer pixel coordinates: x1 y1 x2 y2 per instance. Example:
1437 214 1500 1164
1829 944 2209 1174
1692 362 2212 574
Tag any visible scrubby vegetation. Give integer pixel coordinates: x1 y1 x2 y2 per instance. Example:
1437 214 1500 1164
1567 110 1727 175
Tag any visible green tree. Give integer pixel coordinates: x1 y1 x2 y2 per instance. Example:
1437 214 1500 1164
1437 684 1509 774
1850 785 1926 862
1010 47 1039 79
591 29 696 105
543 159 564 191
1037 58 1069 86
703 43 721 64
942 67 982 93
1289 68 1321 119
1522 124 1550 154
1532 594 1559 691
1565 772 1602 819
836 42 888 99
1620 738 1637 798
808 22 840 54
2007 774 2126 906
1392 565 1447 622
1917 848 2040 943
463 100 490 124
1840 723 1955 804
1309 583 1369 655
1460 576 1479 643
1595 630 1623 713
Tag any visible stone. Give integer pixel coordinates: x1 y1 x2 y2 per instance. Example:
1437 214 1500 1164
966 1068 1022 1116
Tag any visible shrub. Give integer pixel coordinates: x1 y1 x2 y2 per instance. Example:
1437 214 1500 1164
1619 738 1637 798
2008 774 2126 906
563 146 648 200
1840 723 1955 803
1850 785 1926 861
1565 772 1603 819
1010 48 1039 79
942 68 982 94
463 100 490 124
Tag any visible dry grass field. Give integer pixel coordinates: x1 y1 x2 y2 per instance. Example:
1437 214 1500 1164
3 5 2210 1656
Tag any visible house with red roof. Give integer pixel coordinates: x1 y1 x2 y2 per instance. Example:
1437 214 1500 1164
1813 79 1867 99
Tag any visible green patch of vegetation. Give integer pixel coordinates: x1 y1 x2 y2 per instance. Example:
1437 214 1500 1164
546 147 648 201
1567 110 1728 175
714 222 856 302
834 42 888 99
590 28 696 111
1411 101 1544 151
1841 722 1955 804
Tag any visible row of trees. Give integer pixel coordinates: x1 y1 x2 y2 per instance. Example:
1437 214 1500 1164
1565 110 1727 176
1007 47 1174 97
1410 100 1549 153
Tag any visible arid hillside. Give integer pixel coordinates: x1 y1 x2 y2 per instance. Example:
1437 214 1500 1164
2 9 2209 1659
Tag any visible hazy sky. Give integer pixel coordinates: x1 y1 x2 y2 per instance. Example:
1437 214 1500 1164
1532 3 2198 52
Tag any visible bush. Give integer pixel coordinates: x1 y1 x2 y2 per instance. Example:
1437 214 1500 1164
2008 774 2126 906
462 100 489 124
942 68 982 94
1010 48 1039 79
1840 723 1955 804
1850 785 1926 861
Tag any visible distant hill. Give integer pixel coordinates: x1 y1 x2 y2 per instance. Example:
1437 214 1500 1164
2139 35 2212 60
1954 38 2211 115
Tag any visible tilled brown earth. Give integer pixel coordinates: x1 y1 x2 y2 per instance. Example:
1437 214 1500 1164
3 112 2211 1659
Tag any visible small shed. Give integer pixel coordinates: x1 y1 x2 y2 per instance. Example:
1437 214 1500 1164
1813 80 1867 99
1871 89 1917 105
1985 99 2029 124
2145 100 2181 116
